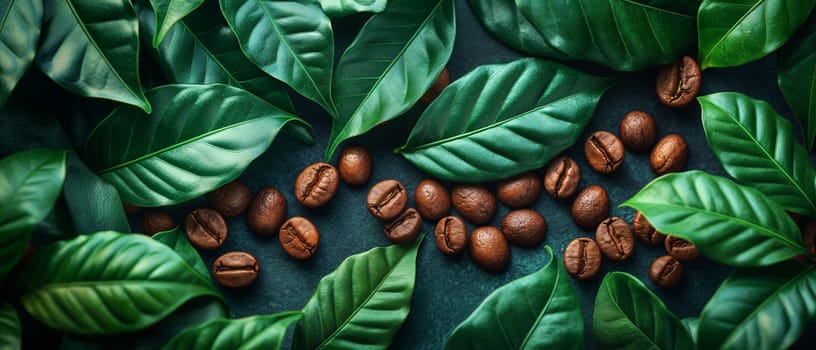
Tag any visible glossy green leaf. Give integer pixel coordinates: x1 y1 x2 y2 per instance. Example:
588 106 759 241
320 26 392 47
37 0 151 112
292 236 423 350
153 227 211 283
83 84 311 207
778 12 816 151
17 231 222 335
149 0 204 47
220 0 336 116
698 0 816 69
0 303 20 350
681 317 699 344
465 0 563 58
319 0 386 17
636 0 702 16
593 272 693 350
698 262 816 350
63 153 130 234
0 149 66 277
396 58 611 182
163 312 302 350
445 246 583 350
700 92 816 217
0 0 42 106
327 0 456 159
623 170 806 267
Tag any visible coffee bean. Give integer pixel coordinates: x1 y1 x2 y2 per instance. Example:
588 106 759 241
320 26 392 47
595 217 635 261
564 237 602 280
452 184 496 225
185 208 228 250
279 216 319 260
123 203 140 216
633 211 666 246
207 180 251 217
247 187 287 236
420 67 450 105
619 111 657 152
584 131 625 174
656 56 701 108
543 155 581 199
414 179 451 221
501 209 547 248
571 185 610 230
650 134 688 175
650 255 682 288
496 171 541 209
384 208 422 244
434 216 468 255
367 179 408 221
470 226 509 272
140 211 175 236
294 162 339 208
212 251 259 288
664 236 700 261
338 145 372 186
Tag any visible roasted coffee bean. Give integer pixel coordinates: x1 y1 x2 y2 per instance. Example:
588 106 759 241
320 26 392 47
338 145 372 186
564 237 602 281
294 162 339 208
141 211 175 236
595 217 635 261
247 187 287 236
208 180 251 217
665 236 700 261
633 211 666 246
185 208 228 250
434 216 468 255
650 134 688 175
452 184 496 225
367 179 408 221
650 255 683 288
496 171 541 209
279 217 319 260
384 208 422 244
414 179 451 221
501 209 547 247
584 131 625 174
470 226 509 272
619 111 657 152
212 251 259 288
124 203 140 216
543 155 581 199
571 185 610 230
656 56 701 108
420 68 450 104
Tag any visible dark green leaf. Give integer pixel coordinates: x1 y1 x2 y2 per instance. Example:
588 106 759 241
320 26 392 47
698 262 816 350
0 302 20 350
319 0 386 17
635 0 702 16
593 272 693 350
327 0 456 159
63 153 130 234
779 12 816 151
149 0 204 47
396 58 611 182
623 170 806 267
0 0 42 106
83 84 311 207
153 227 211 283
162 311 302 350
466 0 564 58
445 246 583 350
17 231 222 335
681 317 698 344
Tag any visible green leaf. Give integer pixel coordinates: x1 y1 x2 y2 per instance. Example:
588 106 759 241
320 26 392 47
465 0 563 58
700 92 816 217
162 312 302 350
17 231 222 335
219 0 336 116
153 227 211 283
0 302 20 350
593 272 693 350
319 0 386 17
83 84 311 207
327 0 456 159
292 236 423 350
622 170 806 267
698 262 816 350
778 12 816 151
445 246 584 350
396 58 611 182
698 0 816 69
63 153 130 234
37 0 151 112
635 0 702 16
149 0 204 47
0 149 66 277
0 0 43 106
681 317 699 344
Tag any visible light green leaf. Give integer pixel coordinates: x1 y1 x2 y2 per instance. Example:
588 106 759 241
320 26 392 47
0 302 20 350
0 0 43 106
162 312 302 350
778 12 816 151
319 0 386 17
149 0 204 47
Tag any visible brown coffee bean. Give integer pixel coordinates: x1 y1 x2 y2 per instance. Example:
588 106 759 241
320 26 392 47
140 211 175 236
619 111 657 152
366 179 408 221
595 217 635 261
212 251 259 288
543 155 581 199
294 162 339 208
124 203 140 216
414 179 451 221
434 216 468 255
564 237 602 281
650 134 688 175
650 255 683 288
420 68 450 105
452 184 496 225
470 226 509 272
633 211 666 246
207 180 251 217
501 209 547 247
279 217 319 260
656 56 701 108
384 208 422 244
247 187 287 236
665 236 700 261
496 171 541 209
338 145 372 186
571 185 610 230
584 131 625 174
185 208 228 250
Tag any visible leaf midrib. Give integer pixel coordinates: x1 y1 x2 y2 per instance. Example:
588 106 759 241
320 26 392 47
24 279 216 296
701 0 764 64
518 258 559 349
